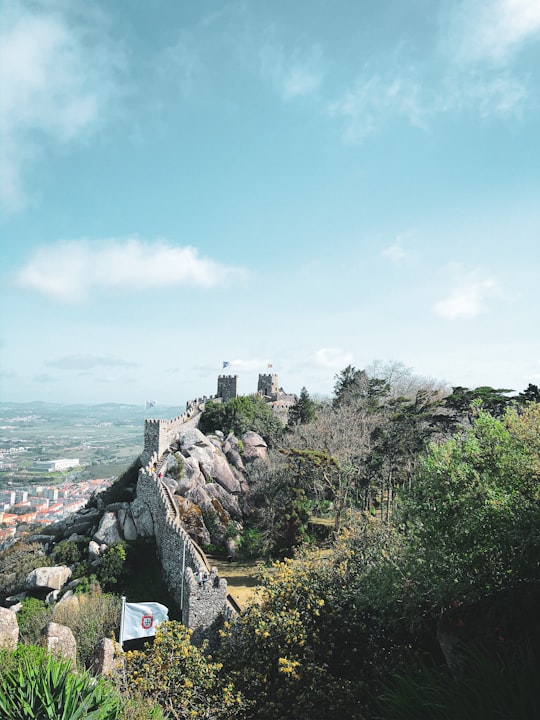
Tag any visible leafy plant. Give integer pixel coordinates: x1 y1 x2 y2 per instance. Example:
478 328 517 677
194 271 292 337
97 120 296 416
0 645 121 719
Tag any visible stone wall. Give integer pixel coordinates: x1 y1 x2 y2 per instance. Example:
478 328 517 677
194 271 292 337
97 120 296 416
136 462 229 646
142 393 220 465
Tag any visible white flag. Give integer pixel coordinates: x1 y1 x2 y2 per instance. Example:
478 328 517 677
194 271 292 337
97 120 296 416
121 601 168 642
145 400 157 409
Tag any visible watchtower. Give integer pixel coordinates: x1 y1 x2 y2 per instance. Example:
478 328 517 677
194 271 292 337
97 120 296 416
217 375 238 403
257 373 279 398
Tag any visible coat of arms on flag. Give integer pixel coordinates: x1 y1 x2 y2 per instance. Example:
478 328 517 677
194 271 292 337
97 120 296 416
120 599 169 644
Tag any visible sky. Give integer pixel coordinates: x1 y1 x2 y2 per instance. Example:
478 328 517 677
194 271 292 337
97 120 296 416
1 0 539 407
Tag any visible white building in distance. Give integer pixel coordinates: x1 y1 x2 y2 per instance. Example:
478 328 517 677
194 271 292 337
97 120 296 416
33 459 80 472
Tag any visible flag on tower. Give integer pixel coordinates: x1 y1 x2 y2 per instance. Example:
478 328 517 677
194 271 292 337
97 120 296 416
120 599 169 644
267 363 273 369
223 361 231 368
145 400 157 409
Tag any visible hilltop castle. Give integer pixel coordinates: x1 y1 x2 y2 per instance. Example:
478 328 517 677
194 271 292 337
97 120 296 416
216 373 297 421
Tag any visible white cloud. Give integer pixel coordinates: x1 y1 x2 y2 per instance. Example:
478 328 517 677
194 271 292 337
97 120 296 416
314 348 353 369
15 238 246 302
0 0 122 211
382 235 409 263
259 35 324 101
433 272 502 320
328 69 427 142
447 0 540 66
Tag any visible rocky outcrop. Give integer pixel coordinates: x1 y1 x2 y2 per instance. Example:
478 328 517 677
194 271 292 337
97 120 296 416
0 607 19 649
241 431 268 462
93 512 122 546
90 638 118 677
41 621 77 662
25 566 72 592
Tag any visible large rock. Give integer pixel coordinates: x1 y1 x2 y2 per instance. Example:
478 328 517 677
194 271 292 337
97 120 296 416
130 497 154 537
241 431 268 463
90 638 118 677
25 565 72 591
0 607 19 649
205 483 242 520
118 505 138 541
210 452 242 494
176 495 211 546
41 622 77 662
178 428 215 474
93 511 122 545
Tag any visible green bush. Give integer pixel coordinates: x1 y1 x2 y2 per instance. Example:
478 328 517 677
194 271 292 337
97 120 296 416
17 597 52 646
0 645 121 719
97 543 127 589
53 540 83 565
53 588 122 668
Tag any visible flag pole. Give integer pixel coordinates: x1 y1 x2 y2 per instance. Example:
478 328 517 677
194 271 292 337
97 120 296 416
119 595 126 650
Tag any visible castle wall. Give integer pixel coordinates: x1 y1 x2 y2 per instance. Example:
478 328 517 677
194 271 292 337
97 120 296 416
136 464 228 646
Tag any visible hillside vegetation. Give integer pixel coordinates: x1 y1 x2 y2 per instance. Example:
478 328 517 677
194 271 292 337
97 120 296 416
1 364 539 719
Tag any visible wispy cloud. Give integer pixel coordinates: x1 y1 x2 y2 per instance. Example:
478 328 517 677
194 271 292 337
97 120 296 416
328 68 427 142
314 348 353 369
259 34 324 101
46 355 138 371
382 234 410 263
0 0 122 212
445 0 540 66
15 238 247 302
433 271 502 320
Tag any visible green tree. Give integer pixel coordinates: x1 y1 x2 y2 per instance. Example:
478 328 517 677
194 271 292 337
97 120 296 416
287 387 316 427
199 395 283 446
397 408 540 609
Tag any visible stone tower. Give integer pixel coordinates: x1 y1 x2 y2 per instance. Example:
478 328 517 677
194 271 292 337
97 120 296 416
257 373 279 398
217 375 238 403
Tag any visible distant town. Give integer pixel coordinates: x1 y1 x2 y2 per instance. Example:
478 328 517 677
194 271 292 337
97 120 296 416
0 401 185 547
0 474 114 543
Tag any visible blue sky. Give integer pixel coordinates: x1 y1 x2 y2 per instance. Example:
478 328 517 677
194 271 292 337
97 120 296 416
1 0 539 406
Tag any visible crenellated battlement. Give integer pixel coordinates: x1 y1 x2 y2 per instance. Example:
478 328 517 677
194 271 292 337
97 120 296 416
136 458 231 645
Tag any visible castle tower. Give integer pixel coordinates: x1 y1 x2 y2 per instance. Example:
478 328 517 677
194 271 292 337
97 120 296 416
217 374 238 403
257 373 279 398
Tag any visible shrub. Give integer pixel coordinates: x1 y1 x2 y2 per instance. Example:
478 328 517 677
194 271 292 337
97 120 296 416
53 540 83 565
53 588 122 668
122 622 246 719
17 597 53 646
97 543 127 589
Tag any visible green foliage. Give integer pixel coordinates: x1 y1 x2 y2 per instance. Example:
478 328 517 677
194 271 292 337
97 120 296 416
199 395 283 446
0 541 52 602
287 387 316 427
244 454 312 557
96 543 127 590
17 597 52 646
397 409 540 608
378 643 540 720
53 540 83 565
0 645 121 719
220 521 405 720
52 589 122 668
122 622 246 719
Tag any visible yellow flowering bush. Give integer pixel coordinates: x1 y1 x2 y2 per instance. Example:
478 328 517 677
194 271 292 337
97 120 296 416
122 622 246 720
